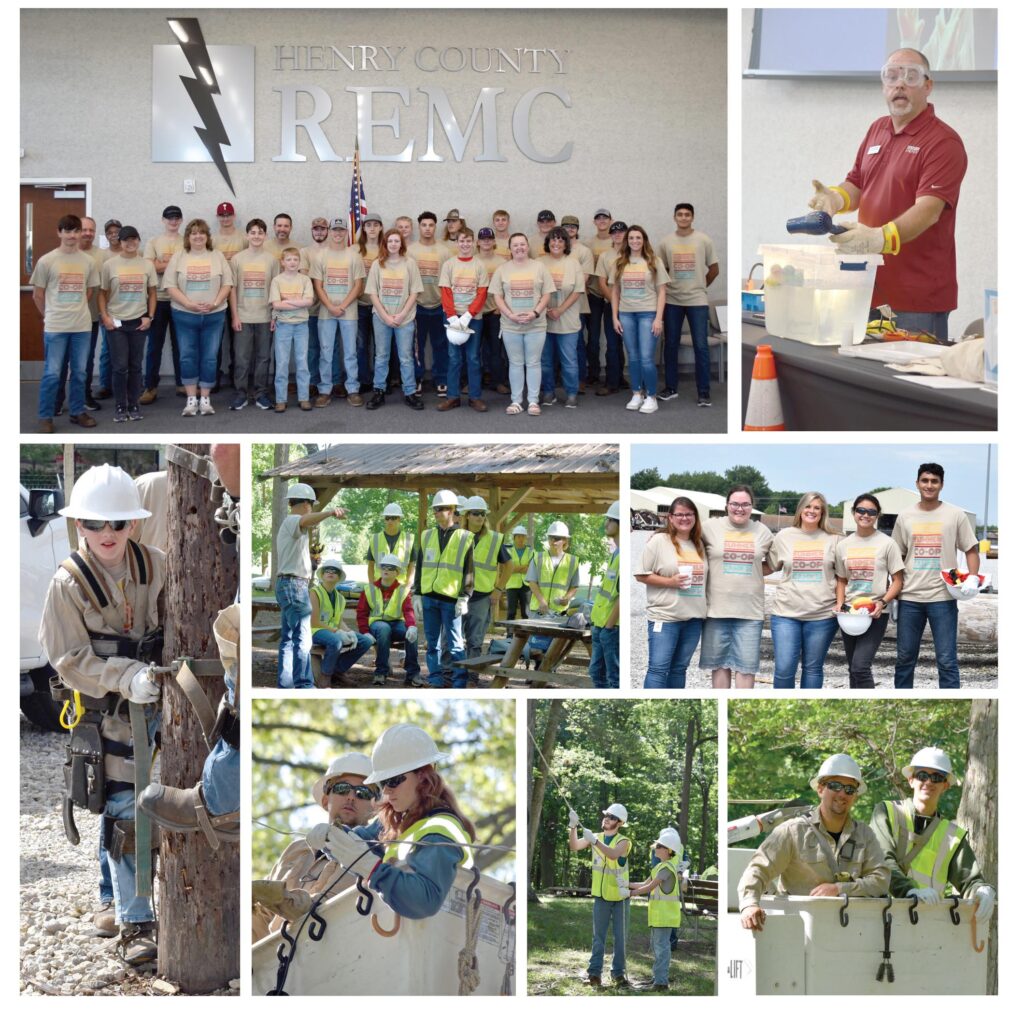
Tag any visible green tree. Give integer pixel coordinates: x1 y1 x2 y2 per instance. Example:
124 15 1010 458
664 471 729 496
724 465 771 501
630 467 663 490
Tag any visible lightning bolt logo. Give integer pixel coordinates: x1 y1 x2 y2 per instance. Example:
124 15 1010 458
167 17 235 194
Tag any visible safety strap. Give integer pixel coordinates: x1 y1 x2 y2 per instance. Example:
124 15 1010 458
62 542 151 635
800 813 844 881
172 660 221 748
165 444 220 484
897 800 936 870
130 701 153 898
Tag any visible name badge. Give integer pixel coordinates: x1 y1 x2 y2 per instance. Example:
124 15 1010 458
867 144 881 155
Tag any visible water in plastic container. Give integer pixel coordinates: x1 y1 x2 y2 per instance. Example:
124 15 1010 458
759 243 884 346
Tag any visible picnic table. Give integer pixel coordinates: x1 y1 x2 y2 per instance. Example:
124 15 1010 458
462 616 594 689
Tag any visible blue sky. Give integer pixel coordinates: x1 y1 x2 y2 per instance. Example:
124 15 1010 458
631 443 997 524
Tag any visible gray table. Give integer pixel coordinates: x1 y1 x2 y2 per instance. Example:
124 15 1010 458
742 324 997 431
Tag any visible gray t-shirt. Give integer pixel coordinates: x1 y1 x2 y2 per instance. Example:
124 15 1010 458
276 514 311 578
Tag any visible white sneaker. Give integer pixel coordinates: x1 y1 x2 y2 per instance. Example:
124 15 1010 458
626 392 643 410
181 396 198 417
639 396 659 414
199 396 215 415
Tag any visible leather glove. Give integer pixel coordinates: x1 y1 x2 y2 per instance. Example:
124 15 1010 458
568 808 579 828
455 596 469 617
405 625 418 642
125 665 160 704
581 828 598 846
830 220 900 256
338 629 357 648
957 574 981 600
306 824 374 873
808 179 845 214
971 884 996 921
306 822 332 855
458 311 472 329
907 887 941 905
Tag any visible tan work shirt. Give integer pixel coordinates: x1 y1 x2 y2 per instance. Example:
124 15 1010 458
738 810 890 911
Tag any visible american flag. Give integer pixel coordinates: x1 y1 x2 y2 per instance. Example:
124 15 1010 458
348 139 367 238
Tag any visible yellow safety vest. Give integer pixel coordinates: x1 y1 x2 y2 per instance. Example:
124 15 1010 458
530 551 579 613
505 544 534 590
885 798 967 895
591 832 631 901
370 530 415 583
419 527 473 598
648 860 682 928
590 548 619 629
381 812 474 869
311 584 344 633
471 529 504 594
364 581 407 625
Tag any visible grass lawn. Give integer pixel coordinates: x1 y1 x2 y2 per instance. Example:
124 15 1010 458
527 895 717 996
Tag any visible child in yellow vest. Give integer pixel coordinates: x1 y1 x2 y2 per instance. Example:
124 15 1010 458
309 558 373 685
629 828 684 991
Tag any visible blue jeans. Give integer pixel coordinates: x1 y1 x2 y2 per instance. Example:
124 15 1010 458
422 596 467 688
107 788 155 924
619 310 658 395
370 619 421 676
145 300 181 388
874 308 949 343
589 897 627 979
356 303 374 385
771 615 839 689
171 308 225 388
664 303 711 395
447 318 483 399
481 311 506 383
372 312 417 394
39 330 90 418
503 328 546 405
589 624 620 688
98 829 114 903
202 665 239 815
276 576 313 689
318 316 359 395
651 925 672 986
587 293 625 387
312 628 373 677
306 318 328 389
274 321 310 403
98 324 112 390
416 304 447 384
541 330 581 396
895 599 961 688
645 618 704 689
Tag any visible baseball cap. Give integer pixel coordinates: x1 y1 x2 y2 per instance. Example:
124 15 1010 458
103 218 122 232
216 201 235 216
162 205 183 220
537 209 556 222
444 208 462 221
477 227 495 239
329 218 349 230
610 220 628 234
118 226 141 242
560 215 580 227
363 211 383 225
594 208 612 219
311 216 329 227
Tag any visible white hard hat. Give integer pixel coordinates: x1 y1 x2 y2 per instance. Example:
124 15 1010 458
902 747 957 785
464 495 488 512
287 483 318 504
654 827 683 856
365 723 447 785
383 502 404 518
317 558 346 579
378 553 403 570
811 754 866 795
605 501 620 521
547 520 570 539
311 752 373 801
511 525 528 536
432 489 458 509
602 803 628 825
60 465 151 521
836 611 872 636
446 324 473 346
456 496 467 511
941 569 989 601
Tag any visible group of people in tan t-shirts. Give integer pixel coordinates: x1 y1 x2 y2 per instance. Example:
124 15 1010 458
635 463 982 690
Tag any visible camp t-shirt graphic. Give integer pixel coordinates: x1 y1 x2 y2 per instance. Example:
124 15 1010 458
620 262 649 299
448 264 478 312
415 249 442 285
242 267 268 300
113 264 147 315
379 267 408 313
668 242 697 281
674 546 706 598
723 530 756 575
508 271 537 311
843 548 876 594
184 260 212 293
910 523 943 571
324 257 352 299
792 541 826 583
57 266 86 304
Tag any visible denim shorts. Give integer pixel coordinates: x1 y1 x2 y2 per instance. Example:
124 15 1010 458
698 617 762 673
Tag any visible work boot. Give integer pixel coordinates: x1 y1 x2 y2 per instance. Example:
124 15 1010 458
90 901 117 938
366 388 386 410
469 398 488 412
584 974 602 988
404 394 424 410
314 393 331 408
117 922 158 967
437 398 461 412
139 387 158 404
69 412 97 428
346 392 363 407
38 418 55 434
612 975 632 989
137 781 240 849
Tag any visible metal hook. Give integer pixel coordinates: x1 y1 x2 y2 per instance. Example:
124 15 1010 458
502 881 516 923
908 896 919 925
371 911 402 937
269 922 297 995
838 892 850 928
307 901 327 942
882 893 892 921
355 874 374 917
949 894 961 926
467 866 482 908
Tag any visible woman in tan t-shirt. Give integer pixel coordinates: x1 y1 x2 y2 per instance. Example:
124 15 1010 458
634 496 707 688
766 491 839 689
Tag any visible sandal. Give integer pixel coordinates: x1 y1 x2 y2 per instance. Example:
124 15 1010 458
506 402 523 415
528 403 541 416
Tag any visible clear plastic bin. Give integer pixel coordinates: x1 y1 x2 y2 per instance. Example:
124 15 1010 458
759 243 883 346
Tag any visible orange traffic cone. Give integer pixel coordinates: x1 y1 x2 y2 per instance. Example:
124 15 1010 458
744 344 785 431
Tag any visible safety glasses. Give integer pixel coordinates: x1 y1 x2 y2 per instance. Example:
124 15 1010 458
80 519 131 532
467 511 486 518
913 770 948 784
824 780 859 796
378 773 409 790
384 516 401 521
326 780 378 801
881 63 929 87
854 507 879 517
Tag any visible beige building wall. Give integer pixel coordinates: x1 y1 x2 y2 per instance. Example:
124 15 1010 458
21 7 727 298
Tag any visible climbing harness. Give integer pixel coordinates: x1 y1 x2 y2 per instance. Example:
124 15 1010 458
876 894 894 983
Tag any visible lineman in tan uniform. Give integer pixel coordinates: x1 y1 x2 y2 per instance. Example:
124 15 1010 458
738 753 890 931
39 464 165 965
252 752 378 939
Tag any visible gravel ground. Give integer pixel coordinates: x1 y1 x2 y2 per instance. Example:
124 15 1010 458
19 718 238 996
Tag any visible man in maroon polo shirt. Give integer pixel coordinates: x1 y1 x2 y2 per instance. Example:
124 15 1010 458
808 47 967 341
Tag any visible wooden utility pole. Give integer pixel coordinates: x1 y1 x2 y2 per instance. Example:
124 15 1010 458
159 444 240 991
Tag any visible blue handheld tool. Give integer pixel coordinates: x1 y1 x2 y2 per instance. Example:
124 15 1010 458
786 211 848 236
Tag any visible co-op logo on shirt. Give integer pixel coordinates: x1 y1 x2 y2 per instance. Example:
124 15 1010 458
152 17 255 195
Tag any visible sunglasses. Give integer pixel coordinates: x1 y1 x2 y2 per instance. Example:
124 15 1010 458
823 780 858 796
467 511 486 517
433 506 453 513
80 519 131 532
854 507 879 517
384 516 401 521
913 770 948 784
380 566 399 573
326 780 378 801
378 773 410 790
